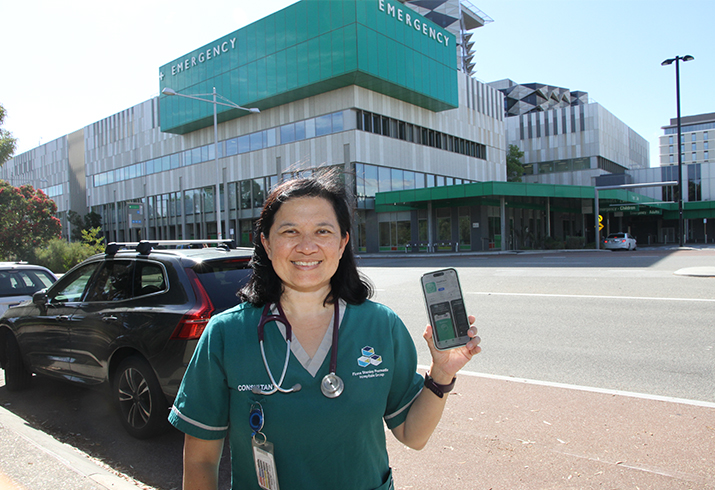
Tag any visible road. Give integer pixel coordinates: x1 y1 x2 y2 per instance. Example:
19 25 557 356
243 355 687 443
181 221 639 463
359 248 715 403
0 247 713 489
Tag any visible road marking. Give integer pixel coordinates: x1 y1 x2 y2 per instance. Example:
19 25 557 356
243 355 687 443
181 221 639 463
466 291 715 303
423 368 715 409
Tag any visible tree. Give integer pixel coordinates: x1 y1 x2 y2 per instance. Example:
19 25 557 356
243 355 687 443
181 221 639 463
68 210 103 241
506 144 525 182
0 103 18 167
0 181 62 261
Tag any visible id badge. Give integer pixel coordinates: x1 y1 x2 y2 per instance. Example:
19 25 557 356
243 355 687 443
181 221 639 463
252 438 280 490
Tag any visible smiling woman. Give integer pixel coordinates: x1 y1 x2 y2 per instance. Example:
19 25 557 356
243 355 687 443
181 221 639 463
168 169 481 490
261 196 348 299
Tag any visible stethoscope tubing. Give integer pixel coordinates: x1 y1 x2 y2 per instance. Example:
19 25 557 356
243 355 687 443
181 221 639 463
253 303 302 394
253 302 340 396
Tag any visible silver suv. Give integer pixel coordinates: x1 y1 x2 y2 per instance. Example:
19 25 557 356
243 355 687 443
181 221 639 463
0 263 57 316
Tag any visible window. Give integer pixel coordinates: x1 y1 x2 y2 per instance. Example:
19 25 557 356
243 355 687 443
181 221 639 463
50 263 100 303
226 138 238 156
252 179 265 208
692 143 697 151
250 132 263 151
669 135 674 144
315 114 332 136
280 124 295 144
669 145 674 154
692 133 697 141
332 112 343 132
137 262 166 296
294 121 306 141
238 135 250 153
240 181 252 209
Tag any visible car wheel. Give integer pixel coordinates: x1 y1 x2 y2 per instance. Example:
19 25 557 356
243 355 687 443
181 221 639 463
3 333 32 391
113 356 170 439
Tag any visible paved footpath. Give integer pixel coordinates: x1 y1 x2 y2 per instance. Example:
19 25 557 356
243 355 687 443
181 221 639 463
1 372 713 489
389 371 715 489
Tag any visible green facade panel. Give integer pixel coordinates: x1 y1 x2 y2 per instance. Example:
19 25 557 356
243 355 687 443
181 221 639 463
159 0 457 134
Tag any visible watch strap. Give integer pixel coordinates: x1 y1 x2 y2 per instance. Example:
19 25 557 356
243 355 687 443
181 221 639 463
424 373 456 398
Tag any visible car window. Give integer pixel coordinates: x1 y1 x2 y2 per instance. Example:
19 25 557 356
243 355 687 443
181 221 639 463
136 261 166 296
0 272 21 297
50 263 101 303
85 260 135 302
26 270 56 289
193 259 250 312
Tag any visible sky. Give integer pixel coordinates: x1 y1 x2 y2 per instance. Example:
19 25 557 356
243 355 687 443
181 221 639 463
1 0 714 167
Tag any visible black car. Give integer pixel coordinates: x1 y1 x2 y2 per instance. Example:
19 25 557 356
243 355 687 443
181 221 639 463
0 240 252 438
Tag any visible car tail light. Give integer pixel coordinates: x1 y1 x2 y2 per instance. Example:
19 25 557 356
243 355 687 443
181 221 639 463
172 268 215 340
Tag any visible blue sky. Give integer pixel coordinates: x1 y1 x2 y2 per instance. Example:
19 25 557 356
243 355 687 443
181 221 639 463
2 0 713 166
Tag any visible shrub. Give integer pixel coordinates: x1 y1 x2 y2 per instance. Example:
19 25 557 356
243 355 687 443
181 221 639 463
34 239 95 273
34 229 105 273
544 236 565 250
565 236 585 249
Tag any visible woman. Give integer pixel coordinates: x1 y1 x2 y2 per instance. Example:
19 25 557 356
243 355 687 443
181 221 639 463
169 171 481 489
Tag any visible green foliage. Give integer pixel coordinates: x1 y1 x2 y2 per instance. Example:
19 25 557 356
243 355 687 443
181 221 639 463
33 227 106 273
544 236 565 250
34 239 92 273
0 181 62 261
506 144 525 183
68 210 103 241
82 227 106 255
0 104 18 167
564 236 585 249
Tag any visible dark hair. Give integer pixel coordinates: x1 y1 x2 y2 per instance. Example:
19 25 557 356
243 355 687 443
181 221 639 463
239 169 373 306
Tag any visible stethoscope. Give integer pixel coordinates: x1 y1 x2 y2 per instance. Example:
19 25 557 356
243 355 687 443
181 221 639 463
251 302 344 398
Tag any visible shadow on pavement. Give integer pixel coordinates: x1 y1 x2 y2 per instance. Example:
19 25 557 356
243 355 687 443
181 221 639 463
0 374 231 489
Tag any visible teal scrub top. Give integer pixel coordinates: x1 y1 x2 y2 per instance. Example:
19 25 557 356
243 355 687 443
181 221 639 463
169 299 424 490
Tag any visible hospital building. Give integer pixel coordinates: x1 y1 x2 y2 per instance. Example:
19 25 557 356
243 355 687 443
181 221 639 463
4 0 715 252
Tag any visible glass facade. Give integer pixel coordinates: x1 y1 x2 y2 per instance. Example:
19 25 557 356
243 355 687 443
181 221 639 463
356 109 486 159
664 121 715 134
354 162 472 205
93 111 348 187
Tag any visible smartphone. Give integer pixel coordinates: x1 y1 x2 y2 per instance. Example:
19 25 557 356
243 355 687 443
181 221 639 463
420 268 471 351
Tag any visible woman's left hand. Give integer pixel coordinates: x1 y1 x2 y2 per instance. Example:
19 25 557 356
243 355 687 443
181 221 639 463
423 315 481 382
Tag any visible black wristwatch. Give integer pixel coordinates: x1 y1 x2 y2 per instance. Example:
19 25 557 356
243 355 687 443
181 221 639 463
424 373 456 398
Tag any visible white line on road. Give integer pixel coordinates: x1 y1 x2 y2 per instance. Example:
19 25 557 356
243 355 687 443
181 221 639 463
466 291 715 302
416 367 715 409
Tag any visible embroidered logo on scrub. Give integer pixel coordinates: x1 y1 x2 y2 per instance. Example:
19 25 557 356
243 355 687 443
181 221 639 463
357 346 383 367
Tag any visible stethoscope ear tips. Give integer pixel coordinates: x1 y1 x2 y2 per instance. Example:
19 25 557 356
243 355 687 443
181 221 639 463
290 383 302 392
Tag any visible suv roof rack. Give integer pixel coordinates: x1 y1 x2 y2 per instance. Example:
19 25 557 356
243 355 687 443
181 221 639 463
105 239 237 256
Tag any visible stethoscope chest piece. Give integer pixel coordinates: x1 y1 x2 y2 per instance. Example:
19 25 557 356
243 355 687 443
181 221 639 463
321 373 344 398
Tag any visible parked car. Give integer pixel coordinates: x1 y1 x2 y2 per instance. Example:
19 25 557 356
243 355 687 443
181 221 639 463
603 232 637 251
0 263 57 316
0 240 253 438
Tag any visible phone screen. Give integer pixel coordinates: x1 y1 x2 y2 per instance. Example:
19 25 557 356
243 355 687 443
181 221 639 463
421 269 471 350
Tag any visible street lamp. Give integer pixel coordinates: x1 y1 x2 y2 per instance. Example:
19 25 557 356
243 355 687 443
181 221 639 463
661 54 694 247
162 87 260 240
